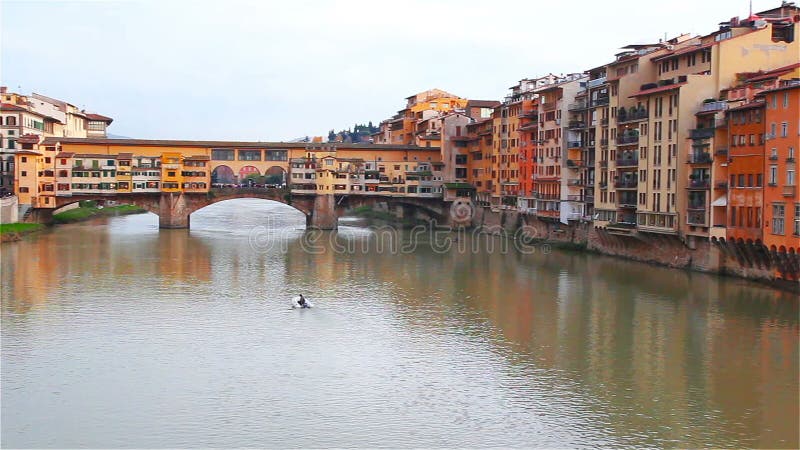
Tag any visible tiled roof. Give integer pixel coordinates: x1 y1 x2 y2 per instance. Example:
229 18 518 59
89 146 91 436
55 152 75 158
42 137 439 151
0 103 27 112
84 113 113 123
651 43 713 62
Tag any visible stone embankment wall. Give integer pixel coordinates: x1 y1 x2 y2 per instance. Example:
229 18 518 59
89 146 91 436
473 207 798 291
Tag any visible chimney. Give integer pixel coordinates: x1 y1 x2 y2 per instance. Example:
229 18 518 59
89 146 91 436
0 86 6 94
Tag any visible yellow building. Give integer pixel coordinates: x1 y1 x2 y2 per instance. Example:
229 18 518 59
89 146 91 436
160 152 184 193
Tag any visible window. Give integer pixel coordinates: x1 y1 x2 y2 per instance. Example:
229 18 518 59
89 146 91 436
784 92 790 108
772 204 785 235
794 204 800 236
238 150 262 161
19 187 28 193
770 165 778 185
211 149 235 160
265 150 287 161
781 122 788 138
789 169 796 186
21 171 26 177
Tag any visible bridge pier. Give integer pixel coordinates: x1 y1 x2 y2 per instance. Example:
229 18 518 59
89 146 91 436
158 192 191 229
306 194 338 230
24 208 54 225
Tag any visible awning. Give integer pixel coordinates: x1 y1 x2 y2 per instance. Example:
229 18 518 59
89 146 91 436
711 196 727 207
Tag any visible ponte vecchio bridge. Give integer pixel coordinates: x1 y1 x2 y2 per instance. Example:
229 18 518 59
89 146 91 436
14 138 471 229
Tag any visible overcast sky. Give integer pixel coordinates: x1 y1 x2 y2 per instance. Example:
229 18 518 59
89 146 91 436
1 0 777 141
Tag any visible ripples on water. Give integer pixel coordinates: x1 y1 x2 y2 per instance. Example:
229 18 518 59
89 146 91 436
2 199 798 448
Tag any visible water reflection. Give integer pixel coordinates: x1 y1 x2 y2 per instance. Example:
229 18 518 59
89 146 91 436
1 200 797 448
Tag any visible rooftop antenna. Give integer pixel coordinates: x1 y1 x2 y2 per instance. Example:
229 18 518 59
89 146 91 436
749 0 753 16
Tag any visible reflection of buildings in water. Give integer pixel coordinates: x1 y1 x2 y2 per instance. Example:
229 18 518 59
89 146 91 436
1 235 62 313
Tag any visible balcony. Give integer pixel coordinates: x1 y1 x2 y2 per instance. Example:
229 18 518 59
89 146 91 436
715 148 728 157
599 160 608 168
600 138 609 147
567 178 583 186
784 185 797 197
542 102 557 111
699 100 728 113
689 128 715 140
615 178 638 189
688 179 710 189
568 121 587 130
687 210 708 226
616 155 639 167
599 181 608 189
687 152 713 164
568 101 588 111
590 97 609 107
616 134 639 146
600 118 609 126
568 141 584 149
566 159 585 169
715 181 728 190
519 110 538 119
618 108 648 123
586 77 607 89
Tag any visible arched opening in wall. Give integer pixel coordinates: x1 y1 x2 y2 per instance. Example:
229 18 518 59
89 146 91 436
264 166 287 187
189 198 306 234
239 166 261 185
212 165 236 185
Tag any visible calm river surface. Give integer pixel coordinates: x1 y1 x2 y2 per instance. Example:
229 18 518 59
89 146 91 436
2 200 798 448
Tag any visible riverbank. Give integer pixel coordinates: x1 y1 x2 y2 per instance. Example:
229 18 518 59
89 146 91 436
471 207 799 293
346 205 429 228
52 202 146 224
0 223 45 242
1 202 147 243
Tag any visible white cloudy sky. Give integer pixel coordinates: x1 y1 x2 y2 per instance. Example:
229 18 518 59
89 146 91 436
1 0 776 141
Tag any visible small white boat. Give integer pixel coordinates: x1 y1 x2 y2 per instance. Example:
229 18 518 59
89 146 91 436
290 296 313 309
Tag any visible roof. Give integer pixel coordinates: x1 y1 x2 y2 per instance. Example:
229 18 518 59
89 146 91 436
728 100 765 112
467 100 501 108
55 152 75 158
17 134 41 144
73 153 118 158
84 113 113 124
184 155 210 161
651 43 712 62
0 103 27 112
630 82 687 97
116 152 133 159
42 137 439 151
744 63 800 82
756 81 800 95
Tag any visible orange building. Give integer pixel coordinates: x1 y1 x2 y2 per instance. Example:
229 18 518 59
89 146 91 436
761 82 799 261
725 101 766 243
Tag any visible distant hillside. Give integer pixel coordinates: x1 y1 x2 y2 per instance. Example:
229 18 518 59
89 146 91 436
327 122 379 143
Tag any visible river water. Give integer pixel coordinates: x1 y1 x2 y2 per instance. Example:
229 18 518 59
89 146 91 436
2 199 798 448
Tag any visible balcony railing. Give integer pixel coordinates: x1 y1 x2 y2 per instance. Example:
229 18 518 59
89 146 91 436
568 121 587 129
586 77 607 89
600 138 609 146
615 178 638 189
699 101 728 112
617 108 648 123
616 134 639 145
688 152 713 164
688 179 710 189
590 97 609 107
715 181 728 190
616 156 639 167
715 148 728 156
600 118 609 126
566 159 585 168
599 181 608 189
568 101 588 111
567 179 583 186
568 141 584 149
599 160 608 168
689 128 715 140
784 185 797 197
